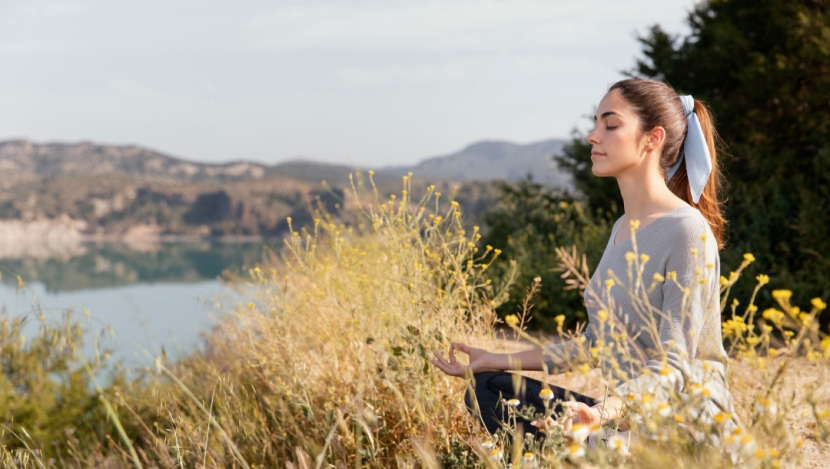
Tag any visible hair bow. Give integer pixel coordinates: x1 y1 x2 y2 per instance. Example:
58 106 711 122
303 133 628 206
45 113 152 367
665 95 713 204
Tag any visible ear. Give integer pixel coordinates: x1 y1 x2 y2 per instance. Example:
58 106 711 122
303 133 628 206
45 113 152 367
643 126 666 151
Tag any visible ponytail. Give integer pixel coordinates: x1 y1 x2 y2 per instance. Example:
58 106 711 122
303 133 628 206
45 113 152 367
665 99 727 251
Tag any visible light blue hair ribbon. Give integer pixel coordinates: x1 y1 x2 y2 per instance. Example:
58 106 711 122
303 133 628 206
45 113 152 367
665 95 713 204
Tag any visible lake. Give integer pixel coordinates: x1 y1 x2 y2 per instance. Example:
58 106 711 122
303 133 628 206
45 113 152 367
0 241 279 371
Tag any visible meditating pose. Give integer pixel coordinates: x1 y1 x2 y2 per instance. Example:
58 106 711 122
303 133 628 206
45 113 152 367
430 78 742 449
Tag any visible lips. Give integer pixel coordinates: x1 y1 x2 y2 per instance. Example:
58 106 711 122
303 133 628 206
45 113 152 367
591 151 605 158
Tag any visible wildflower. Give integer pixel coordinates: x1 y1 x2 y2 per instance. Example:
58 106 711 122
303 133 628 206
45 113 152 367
608 434 629 455
739 434 758 459
690 248 698 256
657 402 671 417
566 423 590 442
539 388 554 401
691 382 713 397
505 398 521 408
489 448 503 461
605 278 615 288
554 315 565 329
719 276 728 286
625 251 636 262
533 276 542 284
597 309 609 322
706 262 714 270
368 170 375 176
640 393 655 411
743 253 755 263
812 297 827 311
567 444 585 459
653 273 665 282
641 253 650 263
481 440 495 450
674 414 685 423
756 274 770 285
505 315 519 328
522 452 536 464
714 412 731 425
658 366 678 388
771 289 792 302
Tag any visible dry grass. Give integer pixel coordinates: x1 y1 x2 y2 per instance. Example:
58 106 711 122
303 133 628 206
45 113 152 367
2 172 828 468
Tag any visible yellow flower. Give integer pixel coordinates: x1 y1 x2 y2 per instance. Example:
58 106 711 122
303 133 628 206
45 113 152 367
762 308 784 324
567 444 585 458
368 170 375 176
555 315 565 328
625 251 637 262
539 388 554 401
674 414 685 423
772 289 792 302
812 298 827 311
690 248 698 256
743 253 755 262
653 273 665 282
719 275 728 286
505 398 520 407
605 279 615 288
714 412 731 424
756 274 770 285
630 219 641 230
641 253 650 263
505 314 519 327
597 309 609 322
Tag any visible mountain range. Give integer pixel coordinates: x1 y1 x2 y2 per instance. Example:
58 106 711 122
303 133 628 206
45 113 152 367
0 138 572 255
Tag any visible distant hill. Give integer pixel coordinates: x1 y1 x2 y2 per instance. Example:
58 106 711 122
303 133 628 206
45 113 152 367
0 139 505 251
376 139 572 189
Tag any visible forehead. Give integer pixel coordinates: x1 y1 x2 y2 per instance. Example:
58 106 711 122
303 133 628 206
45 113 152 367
595 88 634 119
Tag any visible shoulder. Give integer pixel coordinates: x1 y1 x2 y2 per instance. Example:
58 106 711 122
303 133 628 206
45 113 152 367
663 205 712 244
662 205 719 266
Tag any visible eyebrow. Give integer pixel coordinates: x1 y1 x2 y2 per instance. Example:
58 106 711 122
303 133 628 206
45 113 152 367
593 111 621 121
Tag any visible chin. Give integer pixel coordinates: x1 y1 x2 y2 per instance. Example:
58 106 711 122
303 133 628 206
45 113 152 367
591 163 614 178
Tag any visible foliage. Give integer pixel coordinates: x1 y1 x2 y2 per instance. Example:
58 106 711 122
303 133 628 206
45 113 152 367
0 308 124 459
481 177 612 331
628 0 830 326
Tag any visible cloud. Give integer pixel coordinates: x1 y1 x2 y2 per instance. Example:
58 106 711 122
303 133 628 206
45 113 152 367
243 0 689 51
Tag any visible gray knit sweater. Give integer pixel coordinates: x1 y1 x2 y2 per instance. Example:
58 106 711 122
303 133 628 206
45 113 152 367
544 203 741 447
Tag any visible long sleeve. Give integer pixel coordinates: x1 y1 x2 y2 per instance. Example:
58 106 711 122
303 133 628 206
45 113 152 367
543 323 596 374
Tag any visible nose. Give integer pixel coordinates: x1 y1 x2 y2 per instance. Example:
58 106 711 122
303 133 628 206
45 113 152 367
586 126 600 146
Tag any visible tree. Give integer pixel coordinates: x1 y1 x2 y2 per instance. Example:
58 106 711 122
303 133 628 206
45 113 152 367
629 0 830 319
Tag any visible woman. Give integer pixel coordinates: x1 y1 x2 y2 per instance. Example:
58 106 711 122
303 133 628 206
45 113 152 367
430 78 742 449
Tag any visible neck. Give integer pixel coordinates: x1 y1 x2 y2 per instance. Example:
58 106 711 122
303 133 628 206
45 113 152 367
615 159 679 220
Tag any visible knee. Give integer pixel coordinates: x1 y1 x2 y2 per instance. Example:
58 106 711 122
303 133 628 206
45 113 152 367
463 371 500 411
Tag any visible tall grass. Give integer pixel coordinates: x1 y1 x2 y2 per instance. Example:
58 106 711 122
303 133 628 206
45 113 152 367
0 173 827 468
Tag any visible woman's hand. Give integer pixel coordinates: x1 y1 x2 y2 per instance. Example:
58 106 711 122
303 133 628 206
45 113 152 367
560 402 602 442
430 342 496 378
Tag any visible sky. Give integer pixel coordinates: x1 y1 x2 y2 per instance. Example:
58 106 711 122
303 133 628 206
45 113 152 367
0 0 696 167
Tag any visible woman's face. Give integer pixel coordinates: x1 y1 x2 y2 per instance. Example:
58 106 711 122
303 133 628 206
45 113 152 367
586 89 650 178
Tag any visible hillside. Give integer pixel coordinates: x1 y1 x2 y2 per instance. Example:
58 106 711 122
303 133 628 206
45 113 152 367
0 140 504 255
377 138 573 189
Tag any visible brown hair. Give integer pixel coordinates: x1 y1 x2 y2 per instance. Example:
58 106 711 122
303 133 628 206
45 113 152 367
609 78 727 251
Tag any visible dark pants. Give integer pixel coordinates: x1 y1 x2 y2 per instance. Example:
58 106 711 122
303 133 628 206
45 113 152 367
463 371 600 439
